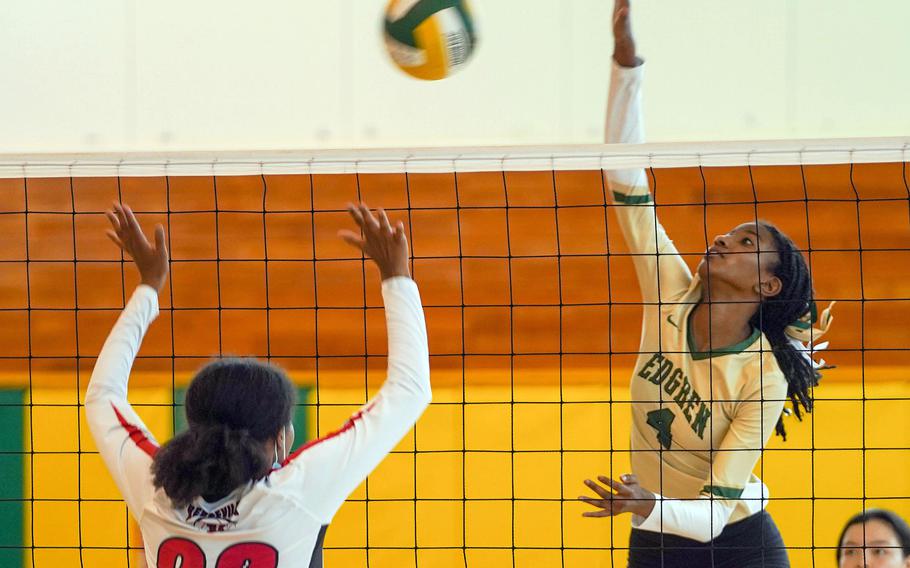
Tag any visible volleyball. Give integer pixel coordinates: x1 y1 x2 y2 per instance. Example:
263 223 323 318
383 0 477 81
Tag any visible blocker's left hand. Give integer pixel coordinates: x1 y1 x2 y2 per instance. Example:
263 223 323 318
578 473 655 518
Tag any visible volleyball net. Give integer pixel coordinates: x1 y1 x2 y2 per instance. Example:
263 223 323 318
1 137 908 567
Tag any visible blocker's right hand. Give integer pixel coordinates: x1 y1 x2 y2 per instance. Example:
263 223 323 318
105 202 170 292
339 203 411 281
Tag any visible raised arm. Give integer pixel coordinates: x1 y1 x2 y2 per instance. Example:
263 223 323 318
605 0 692 304
283 204 431 522
84 203 169 520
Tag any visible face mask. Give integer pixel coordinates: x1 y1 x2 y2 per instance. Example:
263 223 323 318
272 426 286 470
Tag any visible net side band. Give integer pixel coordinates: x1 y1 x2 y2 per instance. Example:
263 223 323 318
0 137 907 178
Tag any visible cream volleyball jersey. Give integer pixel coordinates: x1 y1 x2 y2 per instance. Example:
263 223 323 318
85 277 431 568
605 62 788 543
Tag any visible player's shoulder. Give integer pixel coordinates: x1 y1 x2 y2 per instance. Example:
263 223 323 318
254 462 311 498
742 352 788 398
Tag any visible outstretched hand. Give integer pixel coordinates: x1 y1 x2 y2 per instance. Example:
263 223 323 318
105 203 169 292
612 0 641 68
338 203 410 281
579 473 655 518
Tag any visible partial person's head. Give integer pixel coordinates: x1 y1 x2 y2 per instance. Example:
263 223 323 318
152 358 296 507
838 509 910 567
699 220 817 439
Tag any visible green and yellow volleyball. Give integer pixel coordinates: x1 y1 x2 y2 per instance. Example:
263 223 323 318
383 0 478 81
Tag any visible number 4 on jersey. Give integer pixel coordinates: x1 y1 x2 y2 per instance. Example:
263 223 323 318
646 408 675 450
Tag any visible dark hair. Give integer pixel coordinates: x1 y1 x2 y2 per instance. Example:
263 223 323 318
751 222 817 440
152 358 296 507
836 509 910 562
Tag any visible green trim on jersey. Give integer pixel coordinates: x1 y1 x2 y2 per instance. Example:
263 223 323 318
613 191 653 205
686 307 762 361
701 485 745 499
789 301 818 330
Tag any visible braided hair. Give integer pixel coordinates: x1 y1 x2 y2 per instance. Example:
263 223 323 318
750 222 817 440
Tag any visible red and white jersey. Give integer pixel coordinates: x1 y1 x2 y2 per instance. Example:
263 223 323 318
85 277 431 568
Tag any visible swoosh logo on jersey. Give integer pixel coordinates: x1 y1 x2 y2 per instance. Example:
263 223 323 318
667 314 679 329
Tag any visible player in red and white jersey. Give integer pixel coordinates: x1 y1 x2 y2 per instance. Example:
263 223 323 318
85 202 431 568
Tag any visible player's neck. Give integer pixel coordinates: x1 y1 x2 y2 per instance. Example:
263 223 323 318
690 297 757 353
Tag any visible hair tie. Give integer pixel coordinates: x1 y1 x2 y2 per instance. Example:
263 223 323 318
785 301 836 374
785 301 835 344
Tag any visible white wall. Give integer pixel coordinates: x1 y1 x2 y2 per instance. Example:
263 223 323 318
1 0 908 152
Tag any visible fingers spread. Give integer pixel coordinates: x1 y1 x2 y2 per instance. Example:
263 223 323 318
584 479 614 500
377 209 393 233
123 204 140 230
124 205 151 245
347 203 366 228
338 230 365 251
105 230 124 249
359 203 380 232
106 209 121 232
578 496 606 508
598 476 632 495
389 221 402 242
114 203 129 233
582 510 614 518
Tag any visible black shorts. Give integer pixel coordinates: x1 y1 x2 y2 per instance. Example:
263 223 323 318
628 510 789 568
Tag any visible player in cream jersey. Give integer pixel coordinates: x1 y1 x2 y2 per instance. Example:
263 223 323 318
85 202 430 568
579 2 833 567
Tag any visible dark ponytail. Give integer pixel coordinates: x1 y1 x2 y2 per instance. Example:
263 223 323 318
750 222 817 440
152 424 269 507
152 358 296 507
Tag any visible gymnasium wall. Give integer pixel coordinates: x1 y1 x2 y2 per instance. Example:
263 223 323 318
2 0 909 151
10 379 910 567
